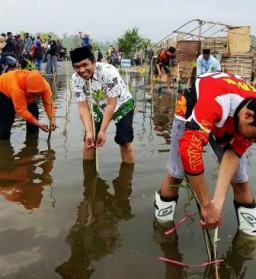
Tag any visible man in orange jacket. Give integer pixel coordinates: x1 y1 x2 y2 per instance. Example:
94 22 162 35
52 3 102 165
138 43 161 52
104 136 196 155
0 70 56 139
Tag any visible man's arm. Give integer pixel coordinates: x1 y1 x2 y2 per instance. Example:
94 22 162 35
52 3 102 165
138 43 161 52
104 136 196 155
179 128 219 229
185 146 240 230
186 173 217 229
211 148 240 218
208 57 221 72
78 101 94 148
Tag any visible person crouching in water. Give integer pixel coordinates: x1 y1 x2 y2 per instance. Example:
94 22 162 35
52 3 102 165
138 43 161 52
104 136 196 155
0 70 56 139
70 46 135 164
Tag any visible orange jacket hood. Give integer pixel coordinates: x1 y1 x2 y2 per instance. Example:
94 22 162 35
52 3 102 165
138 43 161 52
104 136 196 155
17 70 46 93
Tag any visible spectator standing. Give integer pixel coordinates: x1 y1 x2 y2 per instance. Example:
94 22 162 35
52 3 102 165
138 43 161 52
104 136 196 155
0 35 17 73
97 49 103 62
5 32 16 55
33 41 44 71
148 48 154 63
15 35 23 61
23 33 33 58
79 32 90 47
45 40 58 74
106 45 113 63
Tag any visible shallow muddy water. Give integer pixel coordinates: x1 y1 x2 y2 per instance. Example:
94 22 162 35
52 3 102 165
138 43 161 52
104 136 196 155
0 62 256 278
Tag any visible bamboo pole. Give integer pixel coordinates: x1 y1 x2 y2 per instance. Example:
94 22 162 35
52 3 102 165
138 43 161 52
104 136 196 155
47 71 57 144
213 227 220 278
89 80 99 172
186 179 215 261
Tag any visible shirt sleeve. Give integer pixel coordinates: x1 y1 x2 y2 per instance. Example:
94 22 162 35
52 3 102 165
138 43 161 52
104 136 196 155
231 134 253 157
41 81 56 119
179 122 210 175
12 89 37 123
71 73 87 102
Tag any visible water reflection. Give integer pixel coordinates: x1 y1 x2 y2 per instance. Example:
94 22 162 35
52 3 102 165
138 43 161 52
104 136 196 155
218 229 256 278
154 219 256 278
0 134 55 209
152 220 184 279
55 161 134 278
151 94 176 145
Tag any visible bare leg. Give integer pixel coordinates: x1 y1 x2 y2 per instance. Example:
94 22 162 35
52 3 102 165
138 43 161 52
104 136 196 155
150 78 156 93
160 172 182 197
232 181 254 204
120 142 134 163
166 73 171 91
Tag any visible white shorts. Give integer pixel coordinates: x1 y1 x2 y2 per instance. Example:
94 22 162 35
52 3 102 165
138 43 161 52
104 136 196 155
166 117 248 183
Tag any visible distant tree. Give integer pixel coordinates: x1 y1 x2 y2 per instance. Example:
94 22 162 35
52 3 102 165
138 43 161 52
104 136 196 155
117 27 150 58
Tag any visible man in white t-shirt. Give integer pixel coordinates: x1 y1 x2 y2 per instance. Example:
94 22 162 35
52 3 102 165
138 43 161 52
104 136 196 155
70 46 135 163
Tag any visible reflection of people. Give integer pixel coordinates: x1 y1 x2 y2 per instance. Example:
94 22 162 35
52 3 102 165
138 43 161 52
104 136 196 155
155 72 256 236
151 95 173 144
218 229 256 277
0 134 55 209
55 161 134 278
196 48 221 76
70 46 135 163
152 220 184 278
0 70 56 139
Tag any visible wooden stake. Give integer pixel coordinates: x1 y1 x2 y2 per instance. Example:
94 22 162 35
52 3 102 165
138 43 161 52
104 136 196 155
47 71 57 143
89 80 99 173
186 179 215 261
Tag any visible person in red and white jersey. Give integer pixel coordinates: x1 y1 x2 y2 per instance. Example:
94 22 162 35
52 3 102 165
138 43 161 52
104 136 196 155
155 72 256 236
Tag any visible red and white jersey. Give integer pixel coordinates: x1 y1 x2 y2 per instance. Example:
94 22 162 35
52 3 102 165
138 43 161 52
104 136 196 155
178 72 256 175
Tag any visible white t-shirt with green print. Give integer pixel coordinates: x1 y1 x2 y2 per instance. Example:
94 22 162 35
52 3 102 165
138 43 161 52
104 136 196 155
71 62 134 123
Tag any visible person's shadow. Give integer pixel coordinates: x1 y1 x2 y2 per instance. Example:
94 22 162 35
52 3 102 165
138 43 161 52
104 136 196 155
0 134 55 210
55 162 135 279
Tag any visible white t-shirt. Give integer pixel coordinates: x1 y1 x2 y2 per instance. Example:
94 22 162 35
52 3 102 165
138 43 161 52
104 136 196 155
71 62 134 123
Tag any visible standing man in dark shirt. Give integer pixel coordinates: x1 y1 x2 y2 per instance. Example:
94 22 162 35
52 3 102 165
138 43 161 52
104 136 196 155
97 49 103 62
4 32 16 55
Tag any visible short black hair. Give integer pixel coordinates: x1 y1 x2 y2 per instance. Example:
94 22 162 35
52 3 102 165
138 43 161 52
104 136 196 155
167 46 176 53
70 46 95 64
246 98 256 127
235 97 256 132
203 49 211 55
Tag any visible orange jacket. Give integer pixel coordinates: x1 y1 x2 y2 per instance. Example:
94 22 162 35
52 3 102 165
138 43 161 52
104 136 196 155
0 70 55 124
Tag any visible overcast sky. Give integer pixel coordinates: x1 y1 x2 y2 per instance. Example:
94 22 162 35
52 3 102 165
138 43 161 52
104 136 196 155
1 0 255 42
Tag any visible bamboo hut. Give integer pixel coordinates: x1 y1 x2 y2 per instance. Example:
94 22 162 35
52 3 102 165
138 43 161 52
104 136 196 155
155 19 256 85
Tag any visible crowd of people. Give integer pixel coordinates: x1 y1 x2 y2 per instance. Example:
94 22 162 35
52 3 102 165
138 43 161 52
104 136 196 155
0 31 64 74
1 30 256 273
